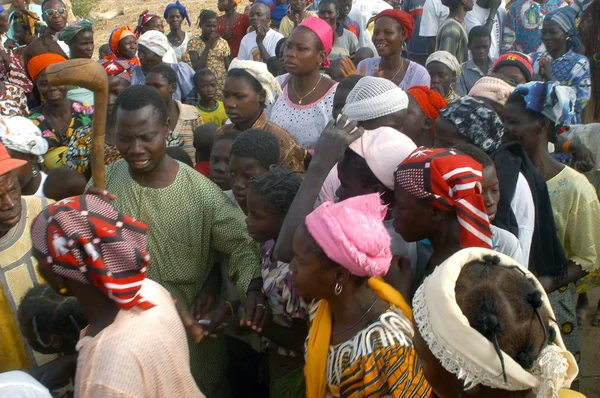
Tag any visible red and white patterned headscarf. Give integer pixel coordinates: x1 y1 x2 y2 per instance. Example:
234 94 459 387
394 147 492 249
31 195 154 310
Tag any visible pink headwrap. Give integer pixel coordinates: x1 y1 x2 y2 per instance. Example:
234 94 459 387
305 193 392 277
298 17 334 56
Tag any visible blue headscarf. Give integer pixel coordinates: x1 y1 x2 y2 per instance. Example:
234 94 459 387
544 7 581 51
514 81 575 125
163 1 191 26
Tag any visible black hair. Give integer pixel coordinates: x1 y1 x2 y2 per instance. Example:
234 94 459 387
193 123 219 160
342 148 383 188
453 143 495 168
468 25 491 45
319 0 340 12
194 68 216 87
249 166 302 214
43 167 88 201
215 130 243 144
455 255 556 382
227 68 263 94
275 37 287 58
337 74 363 93
113 85 168 124
166 147 194 167
18 285 87 355
148 63 177 85
506 88 558 143
230 129 280 170
199 9 218 25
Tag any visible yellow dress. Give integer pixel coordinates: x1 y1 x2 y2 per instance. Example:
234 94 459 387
185 37 231 92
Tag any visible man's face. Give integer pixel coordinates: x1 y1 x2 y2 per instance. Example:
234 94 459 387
0 171 22 233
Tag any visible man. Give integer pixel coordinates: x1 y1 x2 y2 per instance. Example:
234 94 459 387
23 0 69 68
464 0 506 58
420 0 449 55
456 25 494 95
88 85 261 396
348 0 391 51
403 0 429 64
0 142 53 372
238 2 284 62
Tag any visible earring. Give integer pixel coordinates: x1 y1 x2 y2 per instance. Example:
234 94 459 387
59 287 68 295
31 165 39 178
334 282 343 296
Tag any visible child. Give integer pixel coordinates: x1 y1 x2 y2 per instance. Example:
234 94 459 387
338 0 360 39
194 69 228 126
209 130 241 191
187 10 231 93
166 147 194 168
193 122 219 176
98 43 110 60
43 167 87 201
229 129 280 213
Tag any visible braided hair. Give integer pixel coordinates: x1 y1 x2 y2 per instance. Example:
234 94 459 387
455 255 556 383
18 285 87 355
199 9 218 26
249 166 302 214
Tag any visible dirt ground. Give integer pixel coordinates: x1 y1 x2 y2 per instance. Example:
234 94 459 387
578 287 600 396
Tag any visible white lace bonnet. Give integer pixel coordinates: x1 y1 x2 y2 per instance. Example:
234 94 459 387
412 247 579 398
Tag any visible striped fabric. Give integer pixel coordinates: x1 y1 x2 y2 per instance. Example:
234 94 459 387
394 147 493 249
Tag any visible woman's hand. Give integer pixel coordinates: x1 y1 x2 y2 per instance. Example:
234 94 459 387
539 57 556 81
176 300 230 343
572 142 596 173
207 33 221 49
237 290 271 333
221 29 234 40
190 288 215 321
311 115 365 169
85 187 117 200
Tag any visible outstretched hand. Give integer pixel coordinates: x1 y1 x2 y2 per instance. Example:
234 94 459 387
85 187 117 201
311 115 365 169
237 290 271 333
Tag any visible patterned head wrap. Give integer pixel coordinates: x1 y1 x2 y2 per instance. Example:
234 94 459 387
513 81 576 126
135 10 159 37
374 9 414 41
468 76 516 106
9 10 41 37
343 76 409 121
99 59 132 83
107 25 136 57
413 247 578 396
228 58 282 105
426 51 462 76
0 116 48 163
492 52 534 82
31 195 154 311
439 96 505 152
545 7 581 51
27 53 68 83
305 193 392 277
163 1 192 26
58 19 93 45
394 147 492 249
407 86 447 132
138 30 178 63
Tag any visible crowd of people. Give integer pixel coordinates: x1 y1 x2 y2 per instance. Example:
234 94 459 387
0 0 600 396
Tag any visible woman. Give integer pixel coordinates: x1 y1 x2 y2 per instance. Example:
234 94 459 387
279 0 317 38
290 193 431 397
468 75 517 115
104 25 140 67
26 53 94 174
412 248 580 398
164 1 192 62
503 81 600 360
134 10 164 37
491 51 534 85
58 18 94 60
402 85 447 147
318 0 358 60
3 10 34 98
0 116 48 196
531 7 591 124
357 9 430 90
218 59 306 171
269 17 338 148
217 0 250 58
426 50 461 101
8 9 38 48
187 10 231 91
30 195 204 397
436 0 473 64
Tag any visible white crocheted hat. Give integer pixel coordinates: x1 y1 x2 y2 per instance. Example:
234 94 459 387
342 76 409 122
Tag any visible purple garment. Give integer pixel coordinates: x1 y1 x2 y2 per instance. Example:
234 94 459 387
356 57 431 90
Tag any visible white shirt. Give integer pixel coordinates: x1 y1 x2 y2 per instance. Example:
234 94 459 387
238 29 284 61
492 225 525 266
420 0 449 37
33 171 47 198
465 4 506 59
0 371 52 398
510 172 535 267
349 0 392 51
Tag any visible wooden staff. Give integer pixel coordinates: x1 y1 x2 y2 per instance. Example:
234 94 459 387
46 59 108 189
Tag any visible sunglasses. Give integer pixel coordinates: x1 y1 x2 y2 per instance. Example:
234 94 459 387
43 8 66 17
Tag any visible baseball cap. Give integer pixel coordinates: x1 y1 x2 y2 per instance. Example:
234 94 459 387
0 142 27 176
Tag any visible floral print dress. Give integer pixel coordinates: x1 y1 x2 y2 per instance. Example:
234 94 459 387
28 101 94 173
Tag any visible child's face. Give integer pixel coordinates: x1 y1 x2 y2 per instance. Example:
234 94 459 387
291 0 306 13
339 0 352 18
481 165 500 222
196 74 217 101
246 189 286 242
210 139 234 190
229 155 268 213
201 18 218 37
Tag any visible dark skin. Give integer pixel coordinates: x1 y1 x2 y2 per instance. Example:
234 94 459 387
402 94 434 147
145 72 179 133
250 3 273 63
0 10 9 33
138 44 163 74
539 20 566 81
195 73 218 110
481 164 500 222
433 116 471 148
222 76 266 131
284 27 336 105
35 69 72 139
494 65 527 85
12 22 33 47
338 0 352 20
69 29 94 59
449 0 474 23
209 139 234 190
229 155 268 214
427 61 456 98
502 100 587 292
360 109 407 132
106 76 131 145
42 0 67 35
116 35 138 60
217 0 241 41
7 149 41 196
469 36 491 74
143 16 165 35
477 0 501 38
190 17 231 71
318 2 339 31
167 9 187 48
289 0 309 27
371 17 410 85
0 171 22 239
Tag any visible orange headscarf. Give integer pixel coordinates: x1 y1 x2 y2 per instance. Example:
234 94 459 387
407 86 447 133
104 25 141 67
27 53 68 83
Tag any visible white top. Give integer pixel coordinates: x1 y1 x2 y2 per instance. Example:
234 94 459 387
420 0 449 37
510 172 535 267
170 32 191 62
268 74 337 148
491 225 525 266
238 29 284 61
349 0 392 51
33 171 47 198
0 371 52 398
465 4 507 59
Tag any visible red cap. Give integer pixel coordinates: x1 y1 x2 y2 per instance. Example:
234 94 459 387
0 142 26 176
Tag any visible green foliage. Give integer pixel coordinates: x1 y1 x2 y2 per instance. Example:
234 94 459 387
71 0 100 18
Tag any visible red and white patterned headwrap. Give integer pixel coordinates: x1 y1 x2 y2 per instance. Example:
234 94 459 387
31 195 154 310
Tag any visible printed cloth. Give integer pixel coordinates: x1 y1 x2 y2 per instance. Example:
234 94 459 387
544 6 580 51
0 116 48 162
99 59 132 83
57 19 92 45
105 26 140 67
186 36 230 91
436 18 469 64
514 81 575 126
217 13 251 58
135 10 160 37
0 83 29 117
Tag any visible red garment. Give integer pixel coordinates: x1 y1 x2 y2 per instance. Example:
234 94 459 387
194 160 210 177
394 147 492 249
347 22 359 39
217 13 250 58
